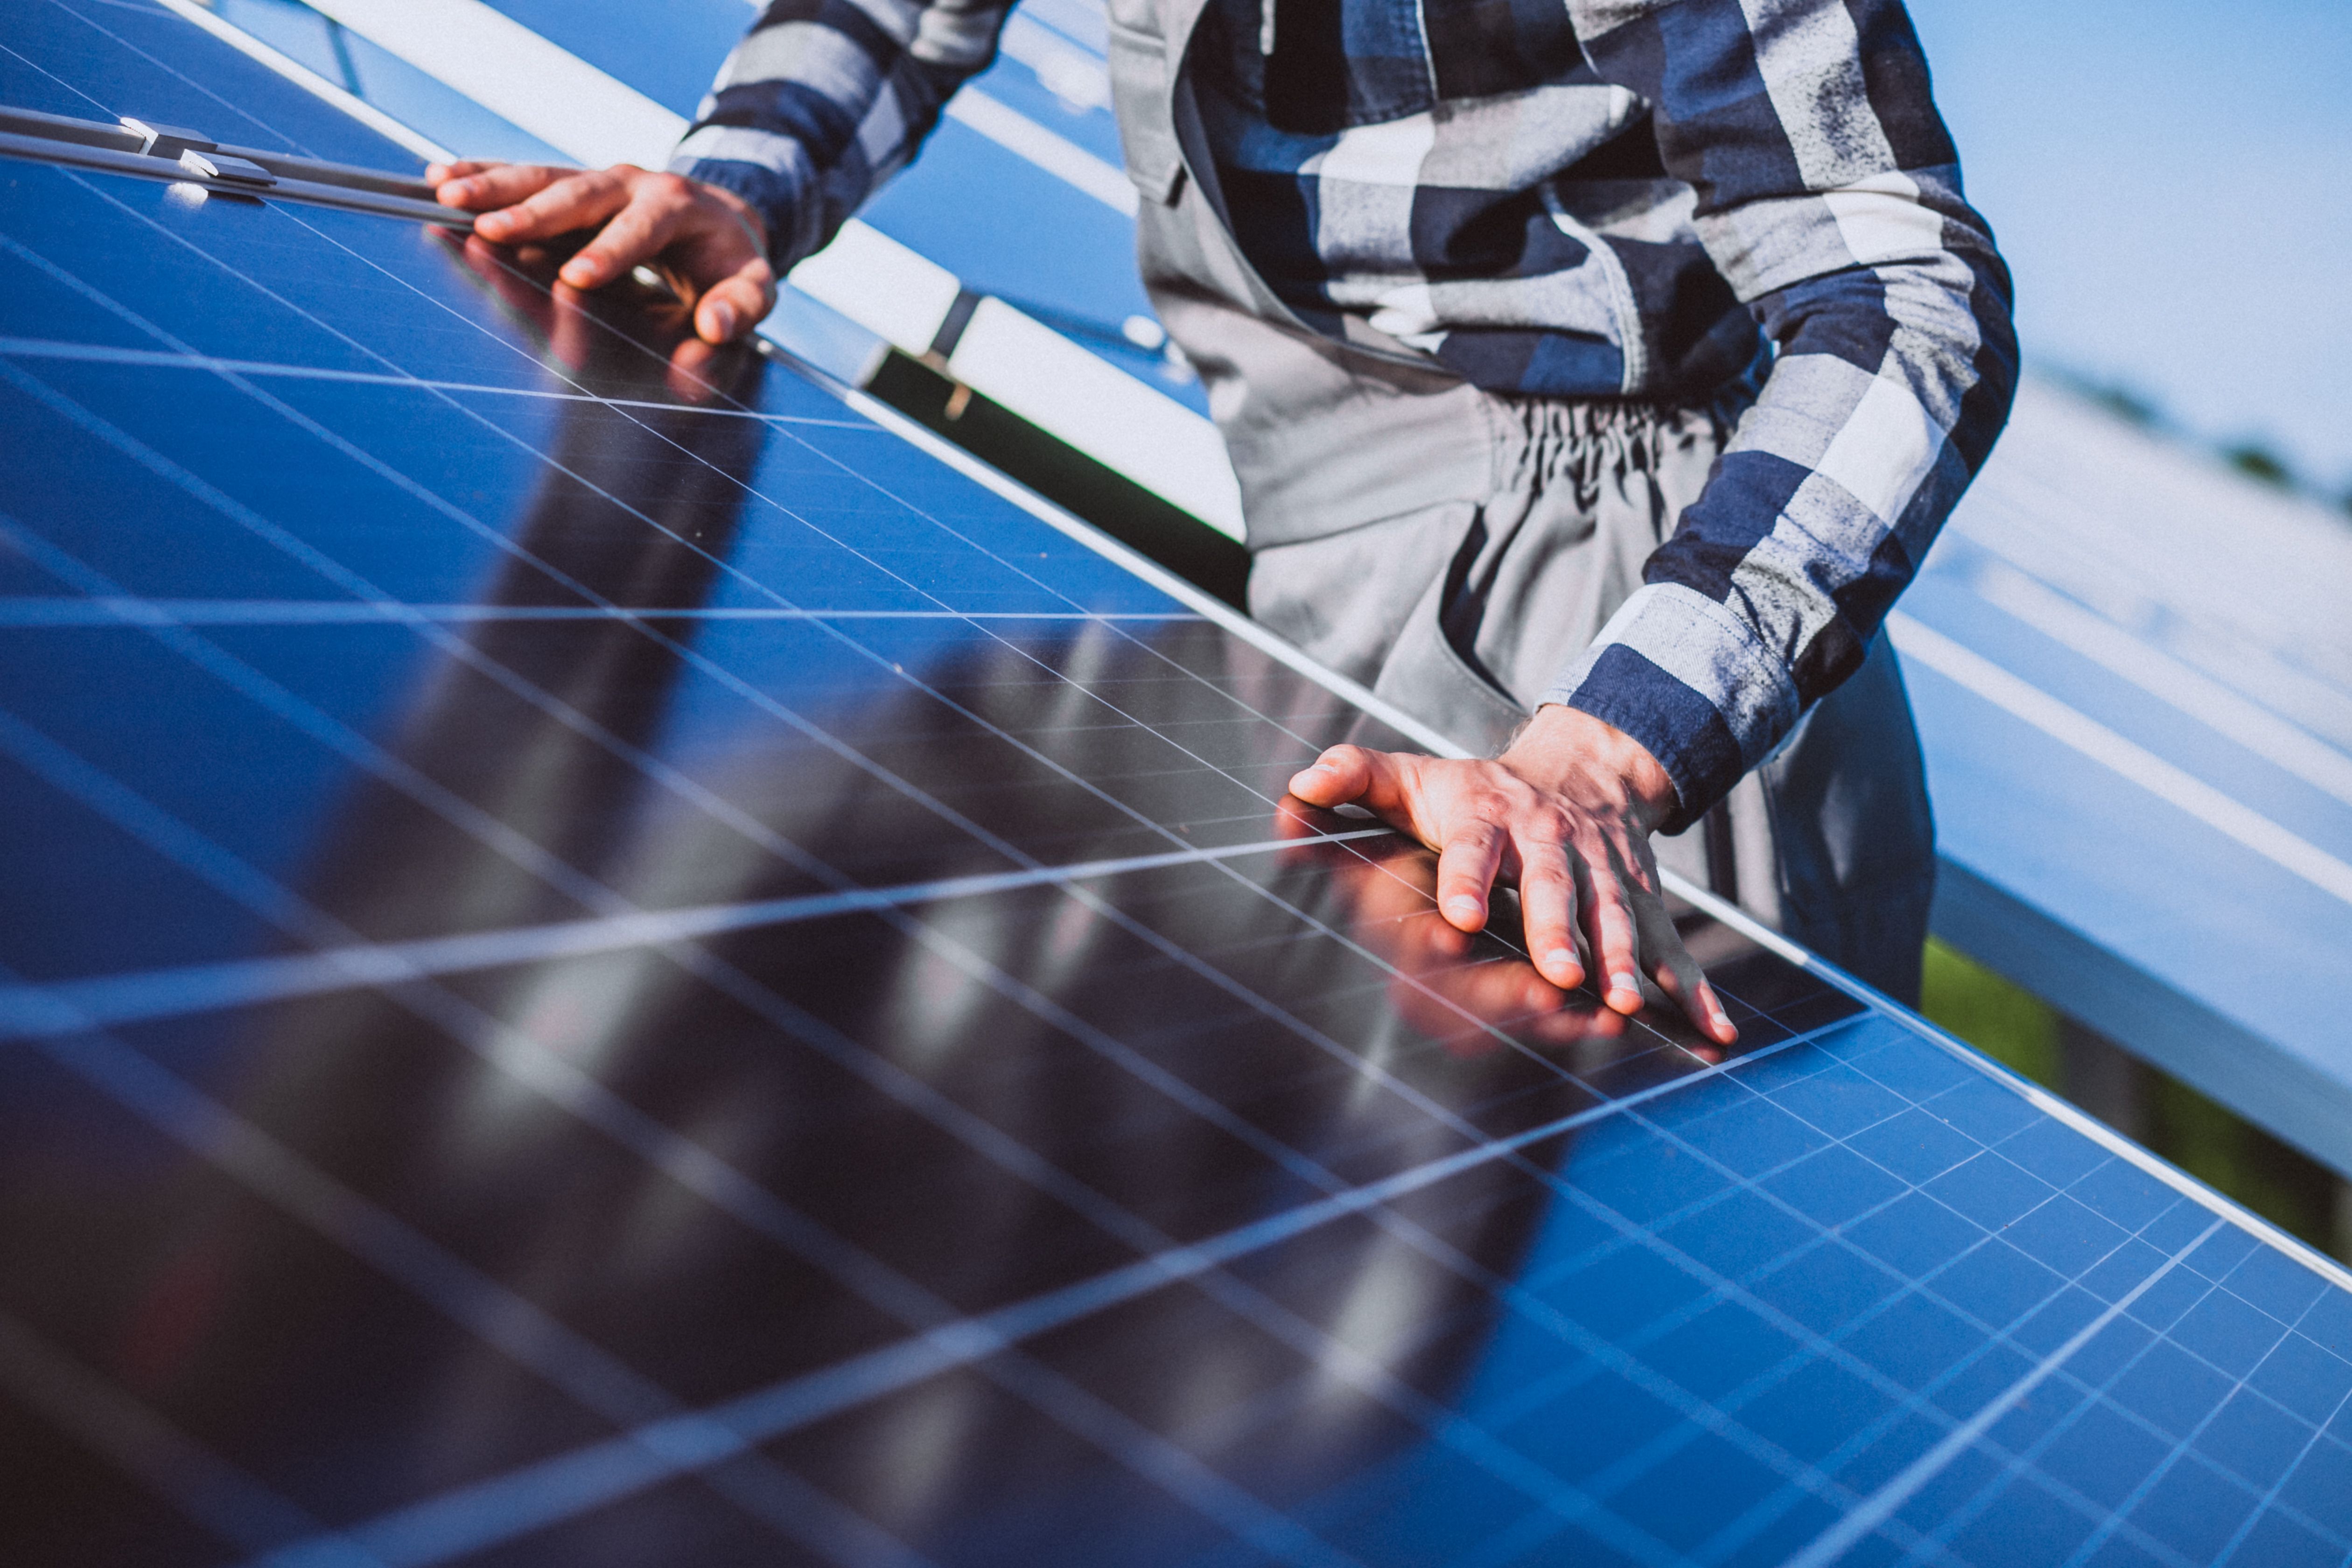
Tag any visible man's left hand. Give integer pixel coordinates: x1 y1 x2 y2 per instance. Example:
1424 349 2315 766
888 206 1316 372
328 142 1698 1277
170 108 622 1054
1287 704 1736 1045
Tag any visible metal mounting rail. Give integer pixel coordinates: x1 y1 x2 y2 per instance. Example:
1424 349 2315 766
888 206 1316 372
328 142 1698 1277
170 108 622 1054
0 105 472 228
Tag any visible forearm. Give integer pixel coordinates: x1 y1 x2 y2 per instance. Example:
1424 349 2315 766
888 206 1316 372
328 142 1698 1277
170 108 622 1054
668 0 1010 269
1555 0 2018 830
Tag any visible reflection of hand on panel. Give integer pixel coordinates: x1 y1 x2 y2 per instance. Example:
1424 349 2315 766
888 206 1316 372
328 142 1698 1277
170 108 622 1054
1272 800 1647 1062
439 230 756 406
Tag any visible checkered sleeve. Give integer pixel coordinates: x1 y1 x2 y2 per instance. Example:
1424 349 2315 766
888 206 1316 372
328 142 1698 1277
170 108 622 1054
666 0 1012 268
1540 0 2017 833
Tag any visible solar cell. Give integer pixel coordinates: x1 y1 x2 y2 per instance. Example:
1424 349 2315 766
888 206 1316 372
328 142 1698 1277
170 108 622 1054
4 5 2352 1565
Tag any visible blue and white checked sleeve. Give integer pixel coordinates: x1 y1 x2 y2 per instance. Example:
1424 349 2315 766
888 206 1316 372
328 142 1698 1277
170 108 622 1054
665 0 1012 268
1541 0 2017 833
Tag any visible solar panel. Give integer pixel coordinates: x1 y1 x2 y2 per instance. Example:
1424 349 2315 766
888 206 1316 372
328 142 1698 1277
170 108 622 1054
5 4 2352 1565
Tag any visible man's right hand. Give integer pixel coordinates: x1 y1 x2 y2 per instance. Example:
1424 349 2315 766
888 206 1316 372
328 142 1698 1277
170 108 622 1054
428 162 776 346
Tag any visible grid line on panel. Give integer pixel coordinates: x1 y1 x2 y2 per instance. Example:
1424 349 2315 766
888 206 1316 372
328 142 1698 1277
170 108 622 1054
2037 1290 2352 1568
1676 1063 2352 1562
2212 1378 2352 1566
24 167 1342 917
0 336 1053 894
1409 1024 2310 1568
8 193 1239 898
242 1026 1848 1568
0 337 874 425
1 32 114 122
0 599 1202 628
7 986 944 1568
1778 1218 2228 1568
32 0 348 163
1417 1084 2190 1565
234 192 1341 771
0 1305 329 1556
2 436 1742 1560
0 825 1394 1040
0 694 1394 1568
2 506 1413 1557
0 524 1872 1568
0 501 633 917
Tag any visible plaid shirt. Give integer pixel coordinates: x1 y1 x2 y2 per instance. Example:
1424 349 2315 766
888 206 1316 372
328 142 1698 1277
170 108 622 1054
672 0 2016 826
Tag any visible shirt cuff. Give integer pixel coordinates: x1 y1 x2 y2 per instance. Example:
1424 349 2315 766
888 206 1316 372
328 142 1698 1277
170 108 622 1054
668 130 820 271
1539 583 1800 835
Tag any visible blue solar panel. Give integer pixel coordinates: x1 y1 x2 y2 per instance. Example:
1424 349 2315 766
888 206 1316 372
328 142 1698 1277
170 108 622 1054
4 4 2352 1565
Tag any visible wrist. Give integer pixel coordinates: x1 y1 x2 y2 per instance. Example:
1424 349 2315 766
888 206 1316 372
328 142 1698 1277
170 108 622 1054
1502 704 1680 831
700 183 769 259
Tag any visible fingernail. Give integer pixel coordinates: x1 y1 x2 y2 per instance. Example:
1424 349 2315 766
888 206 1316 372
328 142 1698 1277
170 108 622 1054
1543 948 1577 972
1445 896 1482 920
708 301 736 338
1609 972 1640 997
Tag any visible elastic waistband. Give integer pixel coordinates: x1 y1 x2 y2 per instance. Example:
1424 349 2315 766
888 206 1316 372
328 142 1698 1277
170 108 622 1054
1230 377 1750 548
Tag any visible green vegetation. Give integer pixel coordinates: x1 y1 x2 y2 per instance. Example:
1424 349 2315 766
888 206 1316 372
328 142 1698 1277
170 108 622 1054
2146 1075 2344 1262
2224 442 2294 488
1919 938 2059 1086
1918 940 2346 1260
2083 382 2160 429
2047 366 2352 524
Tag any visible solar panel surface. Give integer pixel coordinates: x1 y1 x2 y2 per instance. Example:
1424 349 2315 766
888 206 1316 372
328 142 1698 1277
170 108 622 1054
4 4 2352 1565
383 0 2352 1176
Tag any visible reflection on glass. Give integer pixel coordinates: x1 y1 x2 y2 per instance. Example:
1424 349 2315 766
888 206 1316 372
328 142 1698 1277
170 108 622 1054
4 224 1860 1563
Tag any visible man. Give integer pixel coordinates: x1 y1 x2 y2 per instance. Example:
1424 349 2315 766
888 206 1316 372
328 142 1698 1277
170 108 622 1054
429 0 2015 1043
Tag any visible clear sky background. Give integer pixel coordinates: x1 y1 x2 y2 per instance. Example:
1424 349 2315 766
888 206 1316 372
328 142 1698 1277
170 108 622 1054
1906 0 2352 494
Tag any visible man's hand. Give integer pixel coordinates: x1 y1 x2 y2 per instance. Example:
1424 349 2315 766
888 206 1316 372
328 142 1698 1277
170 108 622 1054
428 162 775 345
1287 705 1736 1045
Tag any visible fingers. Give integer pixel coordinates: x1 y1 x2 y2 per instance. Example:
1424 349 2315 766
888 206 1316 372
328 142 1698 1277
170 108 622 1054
1635 894 1737 1046
666 200 774 343
444 161 777 347
1513 840 1584 991
433 161 570 216
692 253 775 344
556 169 691 290
1578 865 1646 1016
1433 822 1505 932
1287 744 1740 1049
475 171 633 251
1288 744 1412 822
426 159 504 185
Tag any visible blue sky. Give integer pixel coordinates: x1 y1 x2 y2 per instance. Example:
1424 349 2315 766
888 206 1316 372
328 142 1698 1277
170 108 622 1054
1907 0 2352 491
